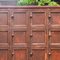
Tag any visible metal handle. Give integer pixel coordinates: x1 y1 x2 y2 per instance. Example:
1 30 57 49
30 12 32 18
49 31 51 37
48 15 51 18
48 12 51 23
48 52 51 56
30 52 33 56
11 15 14 19
11 52 14 56
12 33 14 37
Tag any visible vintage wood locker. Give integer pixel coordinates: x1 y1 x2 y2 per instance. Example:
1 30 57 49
0 6 60 60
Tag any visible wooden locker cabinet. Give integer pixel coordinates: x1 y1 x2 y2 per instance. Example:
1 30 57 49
0 6 60 60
